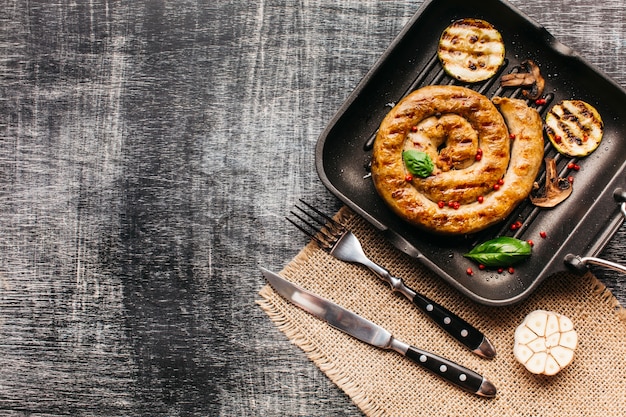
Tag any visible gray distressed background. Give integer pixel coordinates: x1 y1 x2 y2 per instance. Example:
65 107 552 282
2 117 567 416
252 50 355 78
0 0 624 416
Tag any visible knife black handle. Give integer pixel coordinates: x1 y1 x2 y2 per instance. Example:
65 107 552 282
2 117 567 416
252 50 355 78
404 345 496 397
411 292 496 359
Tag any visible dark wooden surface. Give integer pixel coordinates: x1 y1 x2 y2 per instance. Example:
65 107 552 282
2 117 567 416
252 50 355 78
1 1 624 415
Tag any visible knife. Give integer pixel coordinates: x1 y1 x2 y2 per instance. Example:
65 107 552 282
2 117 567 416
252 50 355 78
261 268 497 397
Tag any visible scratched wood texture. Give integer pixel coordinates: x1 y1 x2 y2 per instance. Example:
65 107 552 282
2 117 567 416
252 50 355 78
0 0 625 415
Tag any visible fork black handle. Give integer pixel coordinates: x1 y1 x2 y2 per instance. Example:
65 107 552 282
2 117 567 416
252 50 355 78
411 291 496 359
366 264 496 359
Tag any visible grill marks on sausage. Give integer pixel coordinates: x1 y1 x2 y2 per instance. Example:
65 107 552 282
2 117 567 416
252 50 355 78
373 87 544 235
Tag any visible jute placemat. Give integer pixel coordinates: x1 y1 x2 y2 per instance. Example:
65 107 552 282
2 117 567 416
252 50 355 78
258 207 626 416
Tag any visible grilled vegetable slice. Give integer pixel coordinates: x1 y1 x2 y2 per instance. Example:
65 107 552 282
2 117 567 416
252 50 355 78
438 18 505 83
545 100 604 157
514 310 578 375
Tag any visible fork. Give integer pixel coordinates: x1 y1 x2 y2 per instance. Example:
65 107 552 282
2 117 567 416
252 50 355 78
288 200 496 359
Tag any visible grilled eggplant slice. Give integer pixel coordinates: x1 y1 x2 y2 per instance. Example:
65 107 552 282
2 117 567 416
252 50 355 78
545 100 604 157
438 18 505 83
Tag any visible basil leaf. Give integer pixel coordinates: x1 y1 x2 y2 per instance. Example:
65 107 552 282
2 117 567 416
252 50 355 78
403 150 434 178
463 236 532 267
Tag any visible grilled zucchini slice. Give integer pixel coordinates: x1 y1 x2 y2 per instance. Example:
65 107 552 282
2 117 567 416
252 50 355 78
545 100 604 157
438 18 505 83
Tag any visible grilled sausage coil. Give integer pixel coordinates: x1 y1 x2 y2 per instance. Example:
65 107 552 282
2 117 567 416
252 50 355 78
371 85 544 235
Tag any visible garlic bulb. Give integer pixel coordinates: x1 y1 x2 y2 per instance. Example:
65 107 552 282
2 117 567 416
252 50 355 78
513 310 578 375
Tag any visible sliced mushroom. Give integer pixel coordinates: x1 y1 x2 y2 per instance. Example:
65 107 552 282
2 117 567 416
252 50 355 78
500 60 545 100
530 157 572 207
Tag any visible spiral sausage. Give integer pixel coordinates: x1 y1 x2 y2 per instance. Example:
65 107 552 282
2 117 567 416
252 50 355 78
371 86 544 235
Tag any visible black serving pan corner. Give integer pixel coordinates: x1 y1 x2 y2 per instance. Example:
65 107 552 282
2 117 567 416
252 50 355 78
315 0 626 306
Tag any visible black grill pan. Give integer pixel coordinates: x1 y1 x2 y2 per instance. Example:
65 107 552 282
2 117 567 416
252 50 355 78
315 0 626 306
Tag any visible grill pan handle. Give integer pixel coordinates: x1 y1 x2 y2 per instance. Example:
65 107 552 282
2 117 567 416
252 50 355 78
619 187 626 218
565 188 626 274
565 255 626 274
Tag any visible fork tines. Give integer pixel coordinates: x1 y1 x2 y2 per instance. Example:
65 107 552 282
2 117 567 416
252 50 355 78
287 200 345 251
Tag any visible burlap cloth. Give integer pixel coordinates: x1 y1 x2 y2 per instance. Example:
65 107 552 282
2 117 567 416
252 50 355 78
258 207 626 416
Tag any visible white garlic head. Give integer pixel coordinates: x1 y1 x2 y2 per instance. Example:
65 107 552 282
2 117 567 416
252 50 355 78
513 310 578 375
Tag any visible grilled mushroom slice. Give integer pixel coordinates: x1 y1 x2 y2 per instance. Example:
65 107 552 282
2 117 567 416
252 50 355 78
500 60 545 100
545 100 604 157
438 18 505 83
530 158 572 208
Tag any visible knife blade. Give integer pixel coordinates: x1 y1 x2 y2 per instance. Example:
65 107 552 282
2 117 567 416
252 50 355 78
261 267 497 398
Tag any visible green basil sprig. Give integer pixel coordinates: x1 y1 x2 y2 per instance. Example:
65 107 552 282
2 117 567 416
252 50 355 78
403 150 434 178
464 236 532 267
